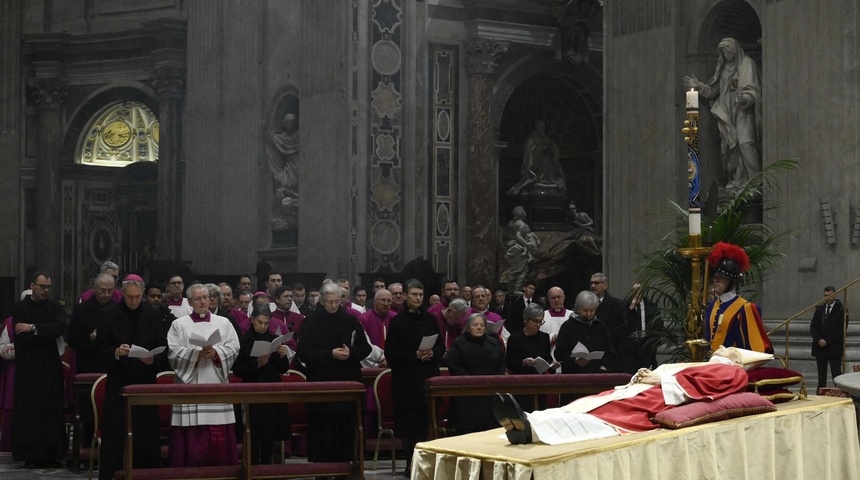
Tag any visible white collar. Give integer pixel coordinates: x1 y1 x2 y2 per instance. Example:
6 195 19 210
718 291 738 303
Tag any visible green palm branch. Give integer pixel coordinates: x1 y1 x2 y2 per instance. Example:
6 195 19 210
633 159 799 361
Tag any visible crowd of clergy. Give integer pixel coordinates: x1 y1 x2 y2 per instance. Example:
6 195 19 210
0 255 761 477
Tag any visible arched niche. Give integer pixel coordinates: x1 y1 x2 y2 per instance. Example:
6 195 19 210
265 85 300 248
61 83 158 166
492 54 603 230
686 0 763 210
691 0 763 62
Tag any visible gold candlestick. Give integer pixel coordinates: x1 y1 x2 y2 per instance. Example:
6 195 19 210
679 95 710 361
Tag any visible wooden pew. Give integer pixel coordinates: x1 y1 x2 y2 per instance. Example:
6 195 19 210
118 381 366 480
424 373 631 439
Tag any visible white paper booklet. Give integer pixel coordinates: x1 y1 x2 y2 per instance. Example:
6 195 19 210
128 345 166 358
250 333 294 357
486 319 506 335
419 334 439 350
570 342 604 360
529 356 553 374
188 325 222 348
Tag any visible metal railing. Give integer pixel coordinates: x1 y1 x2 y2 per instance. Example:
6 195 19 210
767 277 860 370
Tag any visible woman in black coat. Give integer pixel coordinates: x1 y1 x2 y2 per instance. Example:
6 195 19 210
385 279 444 475
554 291 616 374
296 283 371 463
505 303 554 411
232 307 291 464
447 312 506 434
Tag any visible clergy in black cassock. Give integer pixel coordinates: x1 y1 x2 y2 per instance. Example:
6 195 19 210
94 275 169 480
296 283 371 463
11 272 67 468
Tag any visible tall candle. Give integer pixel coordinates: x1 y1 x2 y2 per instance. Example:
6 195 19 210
689 210 701 235
686 89 698 110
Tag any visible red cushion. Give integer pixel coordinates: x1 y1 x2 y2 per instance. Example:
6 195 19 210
651 392 776 429
746 367 803 392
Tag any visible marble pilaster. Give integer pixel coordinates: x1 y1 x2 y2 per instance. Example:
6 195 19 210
465 38 507 287
30 77 65 281
152 65 185 261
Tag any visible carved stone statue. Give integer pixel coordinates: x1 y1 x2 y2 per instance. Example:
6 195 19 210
507 120 567 196
266 113 299 230
684 38 762 197
504 206 541 293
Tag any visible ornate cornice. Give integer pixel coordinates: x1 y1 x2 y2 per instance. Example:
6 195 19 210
151 65 186 100
465 38 509 76
29 77 67 110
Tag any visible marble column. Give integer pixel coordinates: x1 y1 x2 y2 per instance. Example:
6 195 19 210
152 65 185 261
31 78 65 281
465 38 507 287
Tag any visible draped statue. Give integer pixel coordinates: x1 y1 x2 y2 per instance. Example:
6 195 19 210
507 120 567 196
684 38 762 197
504 206 541 293
266 113 299 230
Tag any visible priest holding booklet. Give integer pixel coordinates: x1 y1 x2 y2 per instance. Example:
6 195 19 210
94 274 169 480
167 283 241 467
554 291 616 374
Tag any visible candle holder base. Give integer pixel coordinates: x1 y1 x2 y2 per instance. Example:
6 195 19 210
685 339 710 363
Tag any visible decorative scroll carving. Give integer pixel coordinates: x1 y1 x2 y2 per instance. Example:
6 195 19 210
29 78 67 110
151 65 186 99
542 0 602 66
466 38 509 76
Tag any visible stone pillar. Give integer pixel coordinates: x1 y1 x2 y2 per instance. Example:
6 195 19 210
465 38 507 287
152 65 185 261
31 78 66 280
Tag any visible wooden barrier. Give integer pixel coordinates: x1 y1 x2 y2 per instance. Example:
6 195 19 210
119 381 366 480
424 373 631 439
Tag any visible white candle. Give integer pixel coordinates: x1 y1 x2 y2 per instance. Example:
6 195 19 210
686 89 698 110
689 211 701 235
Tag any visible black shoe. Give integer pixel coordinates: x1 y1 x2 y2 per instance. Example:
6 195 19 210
35 459 64 469
492 393 533 444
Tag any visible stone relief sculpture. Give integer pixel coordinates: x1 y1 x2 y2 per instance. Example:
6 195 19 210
684 38 762 197
266 112 299 230
507 120 567 196
504 206 541 293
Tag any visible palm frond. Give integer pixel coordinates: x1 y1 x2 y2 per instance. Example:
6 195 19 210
633 159 799 360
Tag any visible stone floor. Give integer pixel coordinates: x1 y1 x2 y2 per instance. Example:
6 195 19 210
0 451 409 479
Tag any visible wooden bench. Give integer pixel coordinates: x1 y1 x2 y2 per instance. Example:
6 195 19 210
118 381 366 480
424 373 631 439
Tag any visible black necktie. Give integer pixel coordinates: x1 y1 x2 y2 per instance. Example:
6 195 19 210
826 305 832 317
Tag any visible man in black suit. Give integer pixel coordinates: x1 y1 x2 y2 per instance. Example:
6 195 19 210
810 285 847 390
591 273 627 367
506 281 536 335
621 283 662 373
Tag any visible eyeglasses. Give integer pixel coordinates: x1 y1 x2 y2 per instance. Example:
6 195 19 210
391 291 404 296
590 281 605 285
323 300 341 306
34 283 52 290
190 296 208 302
527 318 545 325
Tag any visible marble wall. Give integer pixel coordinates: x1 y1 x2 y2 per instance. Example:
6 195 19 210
0 0 22 279
603 0 860 321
